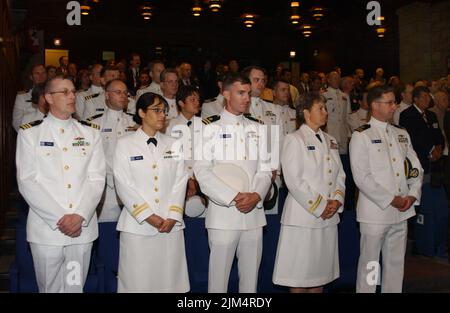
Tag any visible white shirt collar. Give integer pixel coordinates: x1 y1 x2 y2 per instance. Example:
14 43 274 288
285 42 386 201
221 108 244 123
413 103 424 114
369 116 388 130
47 112 72 128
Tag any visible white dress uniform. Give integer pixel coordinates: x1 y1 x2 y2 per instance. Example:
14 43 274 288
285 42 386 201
279 104 297 135
349 117 423 293
249 97 284 215
348 108 369 132
194 109 272 293
393 101 410 125
163 96 179 121
322 87 352 154
16 113 106 292
87 108 137 222
82 91 136 120
135 82 163 100
273 124 345 287
12 89 34 131
20 108 46 126
167 114 205 217
113 129 190 293
75 85 103 119
201 94 225 119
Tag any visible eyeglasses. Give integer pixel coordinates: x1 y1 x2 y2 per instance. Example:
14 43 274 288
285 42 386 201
48 89 77 96
375 100 397 105
148 107 168 115
108 90 129 96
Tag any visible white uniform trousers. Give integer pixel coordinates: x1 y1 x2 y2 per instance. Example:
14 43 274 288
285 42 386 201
207 227 263 293
29 242 93 293
356 221 408 293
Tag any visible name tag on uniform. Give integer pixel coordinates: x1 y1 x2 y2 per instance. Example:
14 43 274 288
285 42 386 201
101 128 112 132
219 133 232 138
307 145 316 150
96 108 105 111
40 141 54 146
371 139 382 144
130 156 143 161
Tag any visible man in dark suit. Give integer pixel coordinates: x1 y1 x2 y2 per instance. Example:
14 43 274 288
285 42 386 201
125 53 141 96
400 86 448 258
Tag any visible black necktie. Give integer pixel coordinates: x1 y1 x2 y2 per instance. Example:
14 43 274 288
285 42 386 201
315 134 322 143
187 121 192 127
147 137 157 147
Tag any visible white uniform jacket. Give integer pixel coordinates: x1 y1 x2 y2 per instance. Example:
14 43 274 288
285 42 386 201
279 104 297 135
193 109 272 230
113 129 188 236
166 114 202 179
16 113 106 245
136 82 163 100
201 94 225 119
88 108 137 222
322 87 352 154
349 117 423 224
12 90 34 131
281 124 346 228
75 85 103 119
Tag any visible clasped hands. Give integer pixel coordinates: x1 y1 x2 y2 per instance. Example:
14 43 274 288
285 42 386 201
391 196 416 212
320 199 342 220
57 214 84 238
146 215 177 233
234 192 261 214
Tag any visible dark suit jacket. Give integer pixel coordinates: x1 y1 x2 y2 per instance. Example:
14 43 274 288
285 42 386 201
399 105 445 174
125 67 140 95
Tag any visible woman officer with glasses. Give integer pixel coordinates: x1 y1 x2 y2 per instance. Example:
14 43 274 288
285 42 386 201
113 92 190 292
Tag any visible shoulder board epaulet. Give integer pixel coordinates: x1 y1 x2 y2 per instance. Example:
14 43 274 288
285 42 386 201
86 113 103 121
202 115 220 125
17 90 28 95
125 112 134 116
19 119 43 130
85 93 100 100
244 114 265 124
203 98 216 103
262 98 273 104
355 124 370 132
391 124 405 130
79 120 100 130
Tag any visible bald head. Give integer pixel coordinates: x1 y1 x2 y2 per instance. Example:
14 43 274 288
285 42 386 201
327 71 341 89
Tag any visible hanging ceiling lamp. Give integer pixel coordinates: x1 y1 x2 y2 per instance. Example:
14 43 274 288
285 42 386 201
376 16 386 37
310 6 325 21
80 1 91 16
241 13 257 28
208 0 222 13
140 4 153 20
300 23 313 38
192 0 203 16
289 1 300 25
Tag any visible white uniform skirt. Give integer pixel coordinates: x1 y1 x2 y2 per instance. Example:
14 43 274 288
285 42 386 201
117 230 190 293
273 225 339 288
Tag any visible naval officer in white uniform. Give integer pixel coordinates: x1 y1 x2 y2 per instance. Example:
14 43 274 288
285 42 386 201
113 92 190 292
86 79 137 223
16 77 106 292
273 92 345 293
194 73 272 293
349 86 423 293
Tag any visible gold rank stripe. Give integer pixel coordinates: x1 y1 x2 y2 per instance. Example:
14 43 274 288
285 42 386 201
334 190 344 198
131 203 150 217
169 205 184 214
308 195 323 213
20 123 32 130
